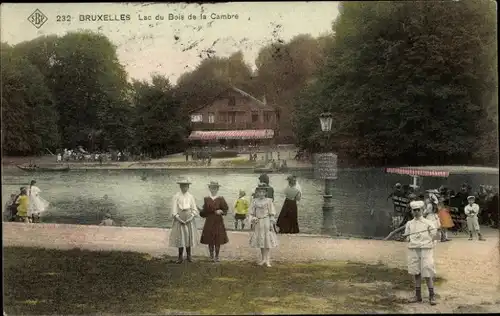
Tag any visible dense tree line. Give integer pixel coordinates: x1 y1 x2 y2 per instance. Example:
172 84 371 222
294 0 498 166
2 1 497 167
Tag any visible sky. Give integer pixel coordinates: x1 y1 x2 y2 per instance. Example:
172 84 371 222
1 2 339 84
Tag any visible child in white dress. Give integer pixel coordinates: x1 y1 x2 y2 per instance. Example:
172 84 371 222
169 178 200 263
249 183 279 267
404 200 438 305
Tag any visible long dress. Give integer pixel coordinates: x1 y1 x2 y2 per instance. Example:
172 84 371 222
200 196 229 245
27 185 50 217
168 191 200 248
249 197 279 248
276 186 301 234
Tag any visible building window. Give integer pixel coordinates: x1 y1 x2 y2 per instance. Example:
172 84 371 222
228 96 236 106
228 111 236 123
208 112 215 123
190 114 203 122
264 112 272 123
252 112 259 123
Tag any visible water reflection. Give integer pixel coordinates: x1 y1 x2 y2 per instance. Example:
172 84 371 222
2 168 498 237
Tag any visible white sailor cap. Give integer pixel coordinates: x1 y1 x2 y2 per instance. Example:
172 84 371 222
409 201 425 210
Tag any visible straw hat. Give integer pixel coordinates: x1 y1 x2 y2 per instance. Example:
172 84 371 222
208 181 221 188
410 201 425 210
176 178 192 185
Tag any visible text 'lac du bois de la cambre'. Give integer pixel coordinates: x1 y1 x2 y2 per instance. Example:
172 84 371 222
77 13 239 22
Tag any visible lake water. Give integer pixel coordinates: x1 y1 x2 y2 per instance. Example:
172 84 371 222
2 168 498 237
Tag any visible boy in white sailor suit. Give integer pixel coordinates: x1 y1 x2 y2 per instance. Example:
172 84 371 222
404 200 438 305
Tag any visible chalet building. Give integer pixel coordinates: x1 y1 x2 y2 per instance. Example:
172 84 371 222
187 87 280 148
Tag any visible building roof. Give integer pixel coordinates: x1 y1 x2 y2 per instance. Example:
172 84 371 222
189 86 272 114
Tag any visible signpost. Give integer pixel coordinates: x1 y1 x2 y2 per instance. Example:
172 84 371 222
315 112 339 236
314 153 339 235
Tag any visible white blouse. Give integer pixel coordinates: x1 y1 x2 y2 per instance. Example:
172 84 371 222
171 192 198 218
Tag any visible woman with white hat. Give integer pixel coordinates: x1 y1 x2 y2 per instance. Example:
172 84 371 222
249 183 279 267
464 196 485 241
199 181 229 262
169 178 200 263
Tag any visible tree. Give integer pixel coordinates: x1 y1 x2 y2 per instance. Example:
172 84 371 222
295 1 498 166
175 51 256 113
254 34 334 142
133 75 189 158
1 44 60 155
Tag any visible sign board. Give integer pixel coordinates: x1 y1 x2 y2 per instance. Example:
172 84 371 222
313 153 338 180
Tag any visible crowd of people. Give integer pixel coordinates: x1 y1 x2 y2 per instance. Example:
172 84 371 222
167 173 302 266
388 182 499 242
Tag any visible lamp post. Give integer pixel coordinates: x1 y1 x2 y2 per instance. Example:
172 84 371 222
315 112 338 236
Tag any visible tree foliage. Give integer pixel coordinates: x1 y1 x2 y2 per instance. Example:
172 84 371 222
175 51 256 113
132 75 189 158
295 0 498 166
1 45 60 155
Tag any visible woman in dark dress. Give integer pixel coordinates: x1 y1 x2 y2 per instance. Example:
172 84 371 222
200 181 229 262
276 175 301 234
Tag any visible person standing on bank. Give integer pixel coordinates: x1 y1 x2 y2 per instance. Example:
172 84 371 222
27 180 50 223
234 190 250 230
254 174 274 201
276 175 301 234
200 181 229 262
169 178 200 263
249 183 279 267
15 187 30 223
404 200 438 305
464 196 486 241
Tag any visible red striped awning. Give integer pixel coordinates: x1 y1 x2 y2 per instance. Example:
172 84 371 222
386 167 449 178
188 129 274 141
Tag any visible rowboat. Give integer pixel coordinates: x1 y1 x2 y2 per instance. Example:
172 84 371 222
16 165 70 172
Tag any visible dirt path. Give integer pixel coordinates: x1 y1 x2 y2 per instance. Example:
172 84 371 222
3 223 499 313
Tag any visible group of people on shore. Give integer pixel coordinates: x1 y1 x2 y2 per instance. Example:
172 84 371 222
167 173 302 266
388 182 498 242
3 180 49 223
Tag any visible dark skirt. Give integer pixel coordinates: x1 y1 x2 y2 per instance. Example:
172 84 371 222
200 214 229 245
276 199 299 234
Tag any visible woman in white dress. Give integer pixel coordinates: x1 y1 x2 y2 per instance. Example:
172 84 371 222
423 197 441 244
169 178 200 263
249 183 279 267
27 180 50 223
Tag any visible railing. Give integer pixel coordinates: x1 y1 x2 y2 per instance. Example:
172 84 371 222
191 122 276 130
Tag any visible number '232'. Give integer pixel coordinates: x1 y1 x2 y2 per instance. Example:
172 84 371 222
57 15 71 22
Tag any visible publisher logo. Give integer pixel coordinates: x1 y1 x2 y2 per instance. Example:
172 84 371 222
28 9 48 29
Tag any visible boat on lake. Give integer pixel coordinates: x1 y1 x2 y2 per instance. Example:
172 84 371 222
16 165 70 172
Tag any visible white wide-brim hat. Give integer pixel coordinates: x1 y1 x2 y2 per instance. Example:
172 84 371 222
176 178 192 185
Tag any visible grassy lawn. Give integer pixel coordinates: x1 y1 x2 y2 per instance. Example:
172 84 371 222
3 247 444 315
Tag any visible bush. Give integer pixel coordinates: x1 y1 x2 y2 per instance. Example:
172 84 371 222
210 151 239 159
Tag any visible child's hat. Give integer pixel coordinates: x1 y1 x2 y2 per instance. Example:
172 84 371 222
105 213 111 218
467 196 476 200
409 201 425 210
239 190 246 196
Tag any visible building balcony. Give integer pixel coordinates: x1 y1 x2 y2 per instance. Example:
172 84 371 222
190 121 277 131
